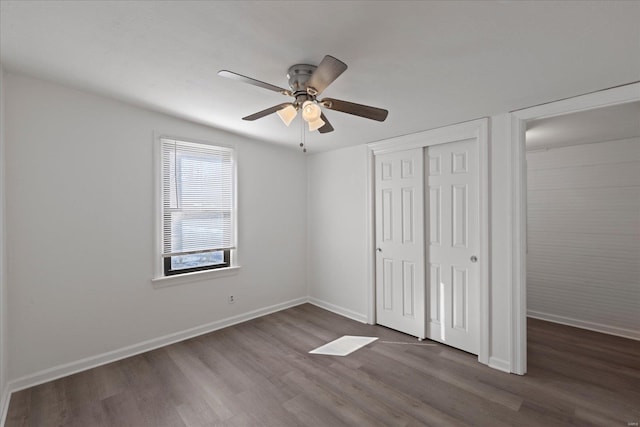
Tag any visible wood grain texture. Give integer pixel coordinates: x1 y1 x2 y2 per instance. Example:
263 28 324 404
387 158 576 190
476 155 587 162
6 305 640 426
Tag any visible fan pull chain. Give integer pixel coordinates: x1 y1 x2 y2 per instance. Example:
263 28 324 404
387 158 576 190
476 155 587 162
299 117 307 153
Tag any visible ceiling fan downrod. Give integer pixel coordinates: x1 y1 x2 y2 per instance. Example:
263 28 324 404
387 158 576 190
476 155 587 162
287 64 318 108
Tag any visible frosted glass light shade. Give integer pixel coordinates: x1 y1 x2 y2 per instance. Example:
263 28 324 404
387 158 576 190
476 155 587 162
276 105 297 126
302 101 322 122
308 117 326 132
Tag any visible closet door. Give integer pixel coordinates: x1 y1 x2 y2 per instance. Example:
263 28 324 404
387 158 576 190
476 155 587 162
426 139 480 354
375 148 425 338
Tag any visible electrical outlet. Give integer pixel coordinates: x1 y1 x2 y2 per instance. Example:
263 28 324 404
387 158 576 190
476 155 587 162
228 295 236 304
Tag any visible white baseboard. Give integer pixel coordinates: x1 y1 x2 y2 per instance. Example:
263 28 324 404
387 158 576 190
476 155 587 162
527 310 640 341
0 383 9 427
307 297 368 324
488 356 511 373
7 297 308 394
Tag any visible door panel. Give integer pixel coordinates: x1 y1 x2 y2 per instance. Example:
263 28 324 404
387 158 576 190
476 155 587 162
452 266 468 330
382 258 393 310
382 189 393 241
426 139 480 354
375 148 425 338
429 187 441 245
429 263 441 323
452 184 468 248
401 188 414 243
402 261 415 316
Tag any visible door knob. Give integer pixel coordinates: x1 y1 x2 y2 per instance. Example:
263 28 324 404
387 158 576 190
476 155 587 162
376 248 382 252
470 255 478 263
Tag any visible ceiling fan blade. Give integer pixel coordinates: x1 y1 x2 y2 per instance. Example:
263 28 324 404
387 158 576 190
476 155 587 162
317 112 334 133
218 70 292 96
306 55 347 95
242 103 293 121
320 98 388 122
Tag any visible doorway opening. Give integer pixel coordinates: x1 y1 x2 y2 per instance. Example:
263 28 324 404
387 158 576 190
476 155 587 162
525 101 640 335
510 83 640 375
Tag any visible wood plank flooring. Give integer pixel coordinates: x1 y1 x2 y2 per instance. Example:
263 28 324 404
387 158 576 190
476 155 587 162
6 304 640 426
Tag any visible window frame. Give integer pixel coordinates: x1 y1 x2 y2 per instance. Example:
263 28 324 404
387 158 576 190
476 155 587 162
163 249 230 276
153 134 238 284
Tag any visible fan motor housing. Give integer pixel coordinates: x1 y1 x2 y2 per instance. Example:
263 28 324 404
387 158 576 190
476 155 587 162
287 64 317 93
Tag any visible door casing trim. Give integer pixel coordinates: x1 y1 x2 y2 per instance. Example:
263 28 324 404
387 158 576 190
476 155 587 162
508 82 640 375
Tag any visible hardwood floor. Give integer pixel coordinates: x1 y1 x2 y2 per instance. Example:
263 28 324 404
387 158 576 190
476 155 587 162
6 304 640 426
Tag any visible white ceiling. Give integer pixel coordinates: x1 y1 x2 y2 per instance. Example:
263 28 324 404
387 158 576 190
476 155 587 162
526 101 640 150
1 1 639 152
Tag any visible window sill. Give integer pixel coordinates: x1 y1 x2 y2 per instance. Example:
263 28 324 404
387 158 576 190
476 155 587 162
151 266 241 288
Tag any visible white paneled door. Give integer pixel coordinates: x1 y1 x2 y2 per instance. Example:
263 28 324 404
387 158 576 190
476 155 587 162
375 148 425 338
426 139 480 354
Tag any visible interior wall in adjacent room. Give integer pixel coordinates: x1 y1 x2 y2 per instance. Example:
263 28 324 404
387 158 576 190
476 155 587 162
526 138 640 339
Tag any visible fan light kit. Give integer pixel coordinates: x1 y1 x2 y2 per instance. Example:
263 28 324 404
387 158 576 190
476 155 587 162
301 101 325 131
276 105 297 127
218 55 389 135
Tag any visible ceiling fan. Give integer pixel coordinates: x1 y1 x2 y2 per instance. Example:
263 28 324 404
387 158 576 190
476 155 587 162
218 55 388 134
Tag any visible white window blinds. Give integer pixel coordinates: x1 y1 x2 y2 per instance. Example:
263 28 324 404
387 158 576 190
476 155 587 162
161 138 235 258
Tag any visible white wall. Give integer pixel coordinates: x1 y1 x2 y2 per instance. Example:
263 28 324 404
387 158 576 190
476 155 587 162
487 114 513 371
526 138 640 339
307 144 369 322
0 64 8 415
4 73 307 384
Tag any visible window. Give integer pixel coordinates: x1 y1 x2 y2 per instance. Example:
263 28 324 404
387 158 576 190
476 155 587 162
160 138 235 276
